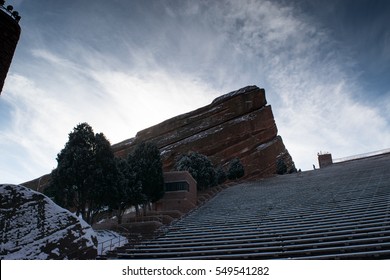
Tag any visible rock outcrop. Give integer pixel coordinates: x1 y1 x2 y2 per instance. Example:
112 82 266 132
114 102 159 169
0 184 97 259
22 85 294 191
112 85 294 179
0 5 21 94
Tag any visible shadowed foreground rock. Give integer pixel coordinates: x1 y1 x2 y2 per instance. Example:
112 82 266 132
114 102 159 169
0 184 97 259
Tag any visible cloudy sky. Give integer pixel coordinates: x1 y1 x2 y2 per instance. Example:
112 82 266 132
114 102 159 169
1 0 389 184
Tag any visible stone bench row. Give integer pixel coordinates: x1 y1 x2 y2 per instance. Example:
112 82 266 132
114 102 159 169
182 189 390 221
117 240 390 260
130 235 390 255
165 210 389 238
132 229 389 250
171 202 388 227
172 203 388 232
135 224 390 252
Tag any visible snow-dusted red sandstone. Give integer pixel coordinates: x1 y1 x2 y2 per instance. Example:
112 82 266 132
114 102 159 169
112 85 294 179
23 86 294 191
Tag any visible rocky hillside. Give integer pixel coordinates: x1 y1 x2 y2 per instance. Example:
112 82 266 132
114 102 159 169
0 184 97 259
23 85 294 191
112 85 294 179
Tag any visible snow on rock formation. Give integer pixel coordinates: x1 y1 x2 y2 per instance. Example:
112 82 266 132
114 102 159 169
113 85 294 179
0 184 97 259
23 85 294 191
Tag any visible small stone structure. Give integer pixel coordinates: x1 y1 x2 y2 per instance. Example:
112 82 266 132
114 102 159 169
318 152 333 168
154 171 197 213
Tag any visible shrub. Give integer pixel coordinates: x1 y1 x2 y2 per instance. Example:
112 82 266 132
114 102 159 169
215 166 227 185
227 158 245 180
175 152 216 191
276 158 288 175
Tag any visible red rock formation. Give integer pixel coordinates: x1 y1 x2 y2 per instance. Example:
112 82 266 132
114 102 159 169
112 85 294 179
23 86 294 191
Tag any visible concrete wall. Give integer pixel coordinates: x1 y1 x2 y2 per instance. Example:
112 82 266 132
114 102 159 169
155 171 197 213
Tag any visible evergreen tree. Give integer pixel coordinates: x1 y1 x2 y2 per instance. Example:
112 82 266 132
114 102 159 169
108 157 145 224
87 132 118 223
215 165 227 185
227 158 245 180
131 142 165 206
47 123 116 224
175 152 217 191
276 158 288 175
289 163 298 174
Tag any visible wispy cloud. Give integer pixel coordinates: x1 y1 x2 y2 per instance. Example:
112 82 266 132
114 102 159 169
1 45 219 183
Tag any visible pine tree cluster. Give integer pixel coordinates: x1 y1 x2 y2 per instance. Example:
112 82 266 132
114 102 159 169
45 123 164 225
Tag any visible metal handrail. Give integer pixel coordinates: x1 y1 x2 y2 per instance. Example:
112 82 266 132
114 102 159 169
333 148 390 163
99 235 126 255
